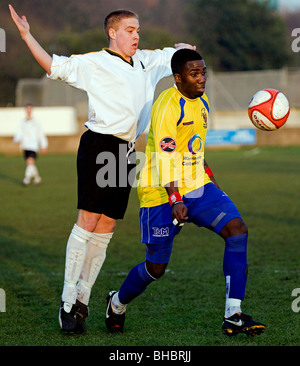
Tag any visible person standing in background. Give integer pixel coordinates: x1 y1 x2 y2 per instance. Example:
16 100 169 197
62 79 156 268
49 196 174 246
13 103 48 185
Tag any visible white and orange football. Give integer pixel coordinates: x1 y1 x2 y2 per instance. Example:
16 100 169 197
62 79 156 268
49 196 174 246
248 89 290 131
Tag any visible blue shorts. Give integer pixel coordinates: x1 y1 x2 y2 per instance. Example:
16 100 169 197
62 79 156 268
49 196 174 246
140 183 242 263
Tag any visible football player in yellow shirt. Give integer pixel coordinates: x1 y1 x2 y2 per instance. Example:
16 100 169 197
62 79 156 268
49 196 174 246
106 49 266 336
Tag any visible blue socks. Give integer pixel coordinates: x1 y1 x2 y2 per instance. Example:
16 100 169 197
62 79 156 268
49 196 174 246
223 233 248 300
118 262 156 304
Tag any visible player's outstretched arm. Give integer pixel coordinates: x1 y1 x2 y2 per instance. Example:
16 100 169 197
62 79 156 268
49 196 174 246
9 4 52 75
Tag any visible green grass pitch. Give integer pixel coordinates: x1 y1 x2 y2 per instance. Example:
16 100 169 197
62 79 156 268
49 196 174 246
0 146 299 347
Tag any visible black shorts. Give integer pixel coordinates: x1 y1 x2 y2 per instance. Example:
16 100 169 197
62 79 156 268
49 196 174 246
77 129 136 220
24 150 37 159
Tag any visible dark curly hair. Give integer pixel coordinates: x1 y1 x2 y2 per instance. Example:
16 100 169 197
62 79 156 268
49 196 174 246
171 49 203 75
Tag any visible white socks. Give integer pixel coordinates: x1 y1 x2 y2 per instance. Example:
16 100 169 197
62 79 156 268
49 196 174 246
62 224 92 304
76 232 113 305
61 224 113 306
111 292 127 315
225 298 242 318
24 164 40 184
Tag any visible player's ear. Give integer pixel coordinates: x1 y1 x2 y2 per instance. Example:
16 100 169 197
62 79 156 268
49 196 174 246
174 73 182 84
108 28 116 40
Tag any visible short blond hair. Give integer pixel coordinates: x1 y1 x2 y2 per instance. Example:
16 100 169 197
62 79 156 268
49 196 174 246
104 10 138 40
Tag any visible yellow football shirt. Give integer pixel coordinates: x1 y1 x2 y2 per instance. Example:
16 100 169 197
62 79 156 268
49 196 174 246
138 86 211 207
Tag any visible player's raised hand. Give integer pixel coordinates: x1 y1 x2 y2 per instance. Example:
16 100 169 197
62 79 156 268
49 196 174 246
9 4 30 39
8 4 52 74
174 43 196 51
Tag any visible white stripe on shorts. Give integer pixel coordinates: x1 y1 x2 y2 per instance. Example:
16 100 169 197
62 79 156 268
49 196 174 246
211 212 226 228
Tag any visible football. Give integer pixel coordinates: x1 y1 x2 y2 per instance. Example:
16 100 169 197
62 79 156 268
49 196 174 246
248 89 290 131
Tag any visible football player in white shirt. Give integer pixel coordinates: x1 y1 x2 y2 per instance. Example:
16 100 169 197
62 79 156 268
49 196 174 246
13 103 48 185
9 4 196 333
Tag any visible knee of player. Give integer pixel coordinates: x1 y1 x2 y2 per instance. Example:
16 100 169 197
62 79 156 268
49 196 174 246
146 262 167 279
26 157 35 165
77 211 100 232
237 220 248 235
221 218 248 238
96 215 117 233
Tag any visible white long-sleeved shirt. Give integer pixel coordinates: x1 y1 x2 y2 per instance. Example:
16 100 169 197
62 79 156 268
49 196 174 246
13 118 48 152
48 48 176 142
